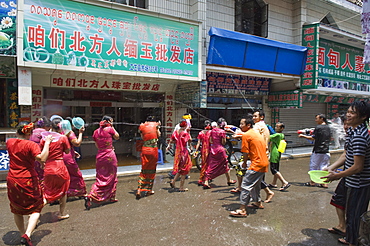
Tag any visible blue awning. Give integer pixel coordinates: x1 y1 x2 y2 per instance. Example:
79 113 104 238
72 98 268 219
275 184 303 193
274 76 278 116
207 27 307 76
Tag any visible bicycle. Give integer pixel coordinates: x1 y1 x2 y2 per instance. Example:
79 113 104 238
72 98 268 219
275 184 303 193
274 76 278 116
193 134 243 171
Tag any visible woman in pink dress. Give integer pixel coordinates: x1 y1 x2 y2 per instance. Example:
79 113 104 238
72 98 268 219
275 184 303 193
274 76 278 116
7 122 52 246
40 118 71 220
29 116 51 188
194 120 211 186
203 118 236 189
166 120 193 192
85 115 119 210
61 119 87 198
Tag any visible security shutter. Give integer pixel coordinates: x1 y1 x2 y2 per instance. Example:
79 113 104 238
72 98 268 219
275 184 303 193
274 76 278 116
279 102 327 147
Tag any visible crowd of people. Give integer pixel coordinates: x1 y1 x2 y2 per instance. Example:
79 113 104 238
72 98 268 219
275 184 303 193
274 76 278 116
6 115 120 246
5 101 370 246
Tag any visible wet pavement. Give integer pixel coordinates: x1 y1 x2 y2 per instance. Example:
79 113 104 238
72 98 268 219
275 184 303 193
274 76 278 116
0 150 360 246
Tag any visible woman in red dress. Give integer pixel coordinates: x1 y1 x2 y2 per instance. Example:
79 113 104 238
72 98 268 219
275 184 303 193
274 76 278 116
7 122 52 246
40 118 71 220
166 120 193 192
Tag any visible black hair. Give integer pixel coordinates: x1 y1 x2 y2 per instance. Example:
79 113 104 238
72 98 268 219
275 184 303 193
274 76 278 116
35 116 51 128
16 122 30 136
102 115 113 122
51 118 62 131
204 120 211 128
253 109 265 119
349 101 370 123
146 116 156 122
276 122 285 129
316 113 328 124
241 115 254 127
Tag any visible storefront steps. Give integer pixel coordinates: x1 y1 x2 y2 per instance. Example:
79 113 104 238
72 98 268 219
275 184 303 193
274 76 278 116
0 145 344 189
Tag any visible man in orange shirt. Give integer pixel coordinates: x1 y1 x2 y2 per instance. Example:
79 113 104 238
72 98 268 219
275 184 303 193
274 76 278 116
230 115 269 217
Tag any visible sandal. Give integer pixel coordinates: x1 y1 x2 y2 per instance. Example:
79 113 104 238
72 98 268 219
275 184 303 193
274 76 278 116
230 188 241 193
247 203 264 209
279 183 291 191
303 182 316 187
328 227 345 236
178 188 188 192
58 214 70 220
227 180 237 186
146 191 155 196
229 209 247 217
268 184 278 188
338 237 349 245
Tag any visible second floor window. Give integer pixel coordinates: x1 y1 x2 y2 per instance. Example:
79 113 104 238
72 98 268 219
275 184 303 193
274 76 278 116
235 0 268 38
108 0 146 9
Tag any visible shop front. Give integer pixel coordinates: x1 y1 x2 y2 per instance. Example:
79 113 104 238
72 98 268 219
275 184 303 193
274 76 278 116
267 23 370 147
13 0 201 159
203 27 307 127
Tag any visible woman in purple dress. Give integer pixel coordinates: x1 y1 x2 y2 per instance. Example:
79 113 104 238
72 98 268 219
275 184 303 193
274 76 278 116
203 118 236 189
85 115 119 210
61 119 86 198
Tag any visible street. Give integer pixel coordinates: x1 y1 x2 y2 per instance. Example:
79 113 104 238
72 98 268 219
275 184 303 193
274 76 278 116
0 153 350 246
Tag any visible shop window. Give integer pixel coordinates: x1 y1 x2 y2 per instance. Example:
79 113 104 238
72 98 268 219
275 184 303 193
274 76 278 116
75 107 86 115
108 0 146 8
235 0 268 38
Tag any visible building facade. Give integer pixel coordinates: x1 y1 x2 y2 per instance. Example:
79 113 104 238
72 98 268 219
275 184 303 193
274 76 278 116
0 0 367 164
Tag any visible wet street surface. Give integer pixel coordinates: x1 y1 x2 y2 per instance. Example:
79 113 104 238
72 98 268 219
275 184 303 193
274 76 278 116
0 153 360 246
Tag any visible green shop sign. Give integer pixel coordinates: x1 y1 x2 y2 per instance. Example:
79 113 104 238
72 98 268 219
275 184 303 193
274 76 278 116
319 39 370 84
22 0 199 78
301 24 319 89
268 90 302 108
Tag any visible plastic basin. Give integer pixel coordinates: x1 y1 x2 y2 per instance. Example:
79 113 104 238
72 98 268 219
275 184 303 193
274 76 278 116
308 170 330 184
72 117 85 129
41 131 61 142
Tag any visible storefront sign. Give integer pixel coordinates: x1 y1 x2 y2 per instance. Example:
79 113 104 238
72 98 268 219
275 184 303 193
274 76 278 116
318 78 370 92
268 90 303 108
206 72 270 95
301 24 319 89
319 39 370 84
0 150 9 171
0 56 15 77
18 68 32 105
165 93 175 140
31 87 43 122
200 80 207 108
302 94 369 104
0 0 16 55
51 75 162 92
7 78 19 127
22 0 199 78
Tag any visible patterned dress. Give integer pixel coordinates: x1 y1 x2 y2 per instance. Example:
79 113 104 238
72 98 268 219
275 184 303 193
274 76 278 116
88 126 118 202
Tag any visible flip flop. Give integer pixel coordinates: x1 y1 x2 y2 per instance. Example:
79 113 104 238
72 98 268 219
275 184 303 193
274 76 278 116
178 188 188 192
229 209 247 217
328 227 345 236
230 188 241 193
279 183 291 191
169 182 175 189
247 203 264 209
58 214 70 220
303 182 316 187
338 237 349 245
146 191 155 196
268 184 278 188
